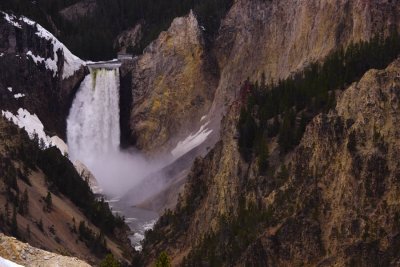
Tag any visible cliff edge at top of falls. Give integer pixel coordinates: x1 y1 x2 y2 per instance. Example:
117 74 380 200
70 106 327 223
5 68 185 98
125 0 400 155
0 12 87 140
138 55 400 266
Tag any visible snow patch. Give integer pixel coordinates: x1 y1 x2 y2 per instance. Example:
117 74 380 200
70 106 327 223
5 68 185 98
1 108 68 155
2 12 22 28
200 115 207 121
50 136 68 155
0 256 24 267
13 93 25 99
7 87 12 92
26 51 58 76
171 122 213 158
0 53 4 57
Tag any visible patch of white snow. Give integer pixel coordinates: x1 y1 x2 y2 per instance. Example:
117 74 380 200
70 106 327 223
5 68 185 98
26 51 58 75
1 12 22 28
7 87 12 92
50 136 68 156
1 109 68 155
0 256 24 267
171 122 213 158
13 93 25 99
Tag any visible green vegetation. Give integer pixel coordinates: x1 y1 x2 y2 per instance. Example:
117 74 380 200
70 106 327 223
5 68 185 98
181 199 273 266
0 0 233 60
238 30 400 162
155 251 172 267
44 191 52 212
78 221 109 256
100 254 121 267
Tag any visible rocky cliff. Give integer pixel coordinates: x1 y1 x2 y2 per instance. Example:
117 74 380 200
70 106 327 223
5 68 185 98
122 0 400 229
213 0 400 107
128 0 400 156
0 12 86 140
126 11 218 154
139 56 400 265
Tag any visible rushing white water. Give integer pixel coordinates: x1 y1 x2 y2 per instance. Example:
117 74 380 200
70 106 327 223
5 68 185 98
67 66 160 250
68 68 121 158
67 67 164 198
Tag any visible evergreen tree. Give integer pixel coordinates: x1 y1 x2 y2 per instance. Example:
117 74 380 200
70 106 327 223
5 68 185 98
19 189 29 215
11 206 18 237
26 224 31 239
44 191 52 212
155 251 172 267
100 254 120 267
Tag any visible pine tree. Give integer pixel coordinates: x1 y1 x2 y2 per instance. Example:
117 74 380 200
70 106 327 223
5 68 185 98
38 218 44 232
100 254 120 267
155 251 172 267
44 191 52 212
4 202 10 223
26 224 31 239
19 189 29 215
11 206 18 236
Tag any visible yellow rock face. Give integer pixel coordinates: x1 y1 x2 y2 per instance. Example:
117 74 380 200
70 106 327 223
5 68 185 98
130 11 218 154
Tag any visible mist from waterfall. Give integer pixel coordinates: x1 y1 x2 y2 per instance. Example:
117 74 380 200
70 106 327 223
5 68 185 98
67 68 164 197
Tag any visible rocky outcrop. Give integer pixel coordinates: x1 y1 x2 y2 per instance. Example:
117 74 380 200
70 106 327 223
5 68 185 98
128 11 218 154
140 58 400 265
0 12 86 140
0 234 91 267
73 160 101 194
114 23 143 54
59 0 97 23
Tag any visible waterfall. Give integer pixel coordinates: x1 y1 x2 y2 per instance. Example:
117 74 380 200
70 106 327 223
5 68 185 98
67 68 120 160
67 66 160 197
66 65 165 249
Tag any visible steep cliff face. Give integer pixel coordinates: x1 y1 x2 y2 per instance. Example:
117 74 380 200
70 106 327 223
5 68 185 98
213 0 400 107
140 58 400 266
0 12 86 140
128 0 399 155
128 11 218 154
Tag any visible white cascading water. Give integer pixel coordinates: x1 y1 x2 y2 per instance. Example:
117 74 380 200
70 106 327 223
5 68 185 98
68 68 120 158
67 66 162 249
67 67 155 197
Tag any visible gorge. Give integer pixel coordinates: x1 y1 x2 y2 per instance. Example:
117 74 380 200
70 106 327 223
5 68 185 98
1 0 400 266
